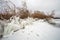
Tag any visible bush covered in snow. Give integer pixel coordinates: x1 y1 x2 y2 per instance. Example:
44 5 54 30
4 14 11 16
0 16 38 37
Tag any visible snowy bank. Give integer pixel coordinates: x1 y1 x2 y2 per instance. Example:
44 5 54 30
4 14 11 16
0 17 60 40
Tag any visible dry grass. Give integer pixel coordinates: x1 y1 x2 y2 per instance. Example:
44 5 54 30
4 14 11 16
0 9 54 20
0 11 15 20
16 9 30 19
15 9 54 20
30 11 54 20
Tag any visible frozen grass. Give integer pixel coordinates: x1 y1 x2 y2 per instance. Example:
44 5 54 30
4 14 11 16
0 16 37 37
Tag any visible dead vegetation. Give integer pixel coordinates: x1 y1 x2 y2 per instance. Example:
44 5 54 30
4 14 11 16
30 11 54 21
16 8 30 19
0 11 15 20
0 0 55 21
0 7 55 20
0 9 55 20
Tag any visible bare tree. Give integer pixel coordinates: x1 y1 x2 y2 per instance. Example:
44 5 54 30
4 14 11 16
21 0 27 10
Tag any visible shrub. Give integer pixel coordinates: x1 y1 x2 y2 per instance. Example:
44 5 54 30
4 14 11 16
16 8 30 19
30 11 49 19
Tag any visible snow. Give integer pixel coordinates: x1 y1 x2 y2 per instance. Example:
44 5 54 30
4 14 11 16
1 18 60 40
0 16 36 37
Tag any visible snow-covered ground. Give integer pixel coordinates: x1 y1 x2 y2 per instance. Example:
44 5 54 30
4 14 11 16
1 18 60 40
